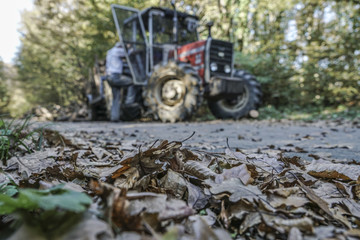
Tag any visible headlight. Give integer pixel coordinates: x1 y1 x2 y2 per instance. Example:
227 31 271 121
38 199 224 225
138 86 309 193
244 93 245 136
224 64 231 73
210 63 218 72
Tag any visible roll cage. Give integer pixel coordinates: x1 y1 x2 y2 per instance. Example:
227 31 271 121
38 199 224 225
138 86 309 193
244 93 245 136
111 4 199 85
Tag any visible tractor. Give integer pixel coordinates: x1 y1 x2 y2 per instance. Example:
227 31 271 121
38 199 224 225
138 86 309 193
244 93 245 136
87 2 262 123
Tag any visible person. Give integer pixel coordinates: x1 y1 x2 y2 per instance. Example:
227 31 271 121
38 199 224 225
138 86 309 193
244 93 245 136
105 42 136 121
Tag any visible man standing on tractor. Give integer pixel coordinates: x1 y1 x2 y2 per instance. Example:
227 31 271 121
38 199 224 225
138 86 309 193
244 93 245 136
105 42 135 121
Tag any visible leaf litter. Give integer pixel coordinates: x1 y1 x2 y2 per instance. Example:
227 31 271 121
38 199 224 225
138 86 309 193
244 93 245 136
0 127 360 240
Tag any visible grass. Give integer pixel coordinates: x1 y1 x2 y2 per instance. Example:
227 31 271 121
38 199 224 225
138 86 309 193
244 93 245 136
258 105 360 121
0 116 41 165
191 102 360 122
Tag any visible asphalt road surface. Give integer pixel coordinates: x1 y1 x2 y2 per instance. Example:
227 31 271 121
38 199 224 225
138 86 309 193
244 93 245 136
47 119 360 163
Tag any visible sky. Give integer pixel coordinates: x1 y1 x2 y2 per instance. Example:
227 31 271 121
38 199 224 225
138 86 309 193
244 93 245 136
0 0 34 64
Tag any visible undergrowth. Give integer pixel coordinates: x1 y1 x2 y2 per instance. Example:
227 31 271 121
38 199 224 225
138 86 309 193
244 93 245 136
258 105 360 121
0 116 41 165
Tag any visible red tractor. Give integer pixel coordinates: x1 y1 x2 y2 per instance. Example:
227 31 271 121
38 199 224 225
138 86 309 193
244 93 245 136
87 3 261 122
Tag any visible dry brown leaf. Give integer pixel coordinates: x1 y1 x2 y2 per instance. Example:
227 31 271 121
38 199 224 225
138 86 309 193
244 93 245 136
290 208 325 222
297 180 334 218
216 164 254 185
157 198 195 221
220 200 229 228
113 167 140 189
91 146 112 160
332 205 352 229
58 217 114 240
159 169 187 198
239 212 261 234
287 227 303 240
225 148 247 162
334 182 350 197
247 154 284 173
340 199 360 219
127 194 194 221
267 187 301 198
314 144 351 149
353 177 360 199
112 189 142 230
228 200 255 221
273 217 314 233
186 182 209 210
191 216 232 240
346 229 360 238
270 196 309 208
307 162 360 181
7 149 58 178
209 178 265 203
183 160 217 180
42 129 75 148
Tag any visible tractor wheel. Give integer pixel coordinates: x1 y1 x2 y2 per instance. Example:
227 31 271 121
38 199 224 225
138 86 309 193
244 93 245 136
144 62 202 123
208 70 262 119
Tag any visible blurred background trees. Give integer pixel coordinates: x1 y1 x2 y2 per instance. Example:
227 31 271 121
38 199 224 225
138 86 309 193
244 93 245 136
0 59 10 114
5 0 360 116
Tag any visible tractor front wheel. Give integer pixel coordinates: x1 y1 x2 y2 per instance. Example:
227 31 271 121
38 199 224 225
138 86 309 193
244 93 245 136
144 62 202 123
208 70 261 119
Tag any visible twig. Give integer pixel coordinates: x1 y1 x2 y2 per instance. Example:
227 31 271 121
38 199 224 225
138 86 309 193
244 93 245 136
181 131 196 143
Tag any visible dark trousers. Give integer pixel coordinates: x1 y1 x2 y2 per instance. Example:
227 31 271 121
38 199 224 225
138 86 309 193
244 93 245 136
108 73 136 121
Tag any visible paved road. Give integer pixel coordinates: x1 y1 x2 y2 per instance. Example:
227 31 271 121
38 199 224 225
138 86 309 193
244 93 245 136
48 119 360 163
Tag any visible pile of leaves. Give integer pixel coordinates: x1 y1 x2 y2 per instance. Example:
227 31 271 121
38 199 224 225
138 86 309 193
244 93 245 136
1 128 360 239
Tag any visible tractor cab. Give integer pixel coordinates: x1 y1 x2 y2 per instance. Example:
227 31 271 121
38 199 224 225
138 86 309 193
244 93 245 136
141 7 199 67
112 5 200 84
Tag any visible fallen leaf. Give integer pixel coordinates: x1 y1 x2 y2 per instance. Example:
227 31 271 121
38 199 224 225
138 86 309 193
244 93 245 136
307 162 360 181
266 215 314 233
191 215 231 240
113 167 140 189
159 169 187 198
186 182 209 210
239 212 261 234
267 187 301 198
269 196 309 208
314 144 351 149
58 216 114 240
297 180 333 217
287 227 303 240
216 164 254 185
7 149 59 178
90 146 112 160
209 178 265 203
183 160 217 180
346 229 360 238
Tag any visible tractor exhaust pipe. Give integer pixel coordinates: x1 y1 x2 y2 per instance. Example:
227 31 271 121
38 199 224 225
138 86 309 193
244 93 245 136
171 0 178 44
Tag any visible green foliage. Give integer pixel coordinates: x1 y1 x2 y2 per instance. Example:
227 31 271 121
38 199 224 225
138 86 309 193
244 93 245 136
0 182 18 197
14 0 360 114
0 117 40 165
0 184 91 215
258 105 360 121
0 183 92 237
0 60 10 114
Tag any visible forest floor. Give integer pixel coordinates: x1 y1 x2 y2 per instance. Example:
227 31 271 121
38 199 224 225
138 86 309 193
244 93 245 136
1 118 360 239
49 119 360 164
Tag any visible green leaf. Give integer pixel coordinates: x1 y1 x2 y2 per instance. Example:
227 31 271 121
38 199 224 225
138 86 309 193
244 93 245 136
0 183 18 197
0 185 92 215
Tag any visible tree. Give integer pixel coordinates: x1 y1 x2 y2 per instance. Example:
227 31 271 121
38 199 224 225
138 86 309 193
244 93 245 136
15 0 360 111
0 59 10 114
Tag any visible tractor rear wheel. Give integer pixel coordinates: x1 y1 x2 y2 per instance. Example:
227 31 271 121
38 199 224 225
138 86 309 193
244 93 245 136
208 70 261 119
144 62 202 123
